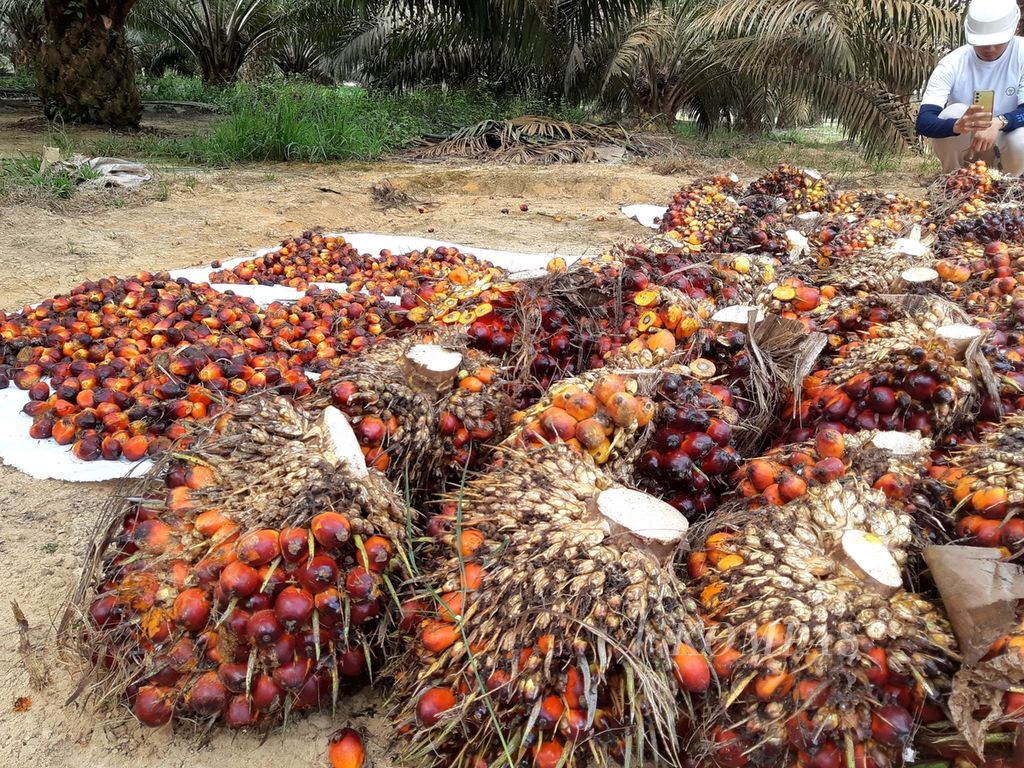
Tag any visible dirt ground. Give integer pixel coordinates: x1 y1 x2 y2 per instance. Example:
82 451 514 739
0 105 934 768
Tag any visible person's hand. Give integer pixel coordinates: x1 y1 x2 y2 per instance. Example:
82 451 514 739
954 104 993 135
970 118 1002 156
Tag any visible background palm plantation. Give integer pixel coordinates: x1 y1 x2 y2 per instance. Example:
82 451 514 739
0 0 965 154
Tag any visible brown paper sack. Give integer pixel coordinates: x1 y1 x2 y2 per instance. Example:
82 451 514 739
925 544 1024 757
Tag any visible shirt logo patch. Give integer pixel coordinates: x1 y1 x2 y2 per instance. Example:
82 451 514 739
1008 86 1017 96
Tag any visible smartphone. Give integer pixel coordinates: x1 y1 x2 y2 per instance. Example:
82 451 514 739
974 89 995 114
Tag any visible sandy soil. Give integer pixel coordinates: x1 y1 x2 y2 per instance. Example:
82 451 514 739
0 101 937 767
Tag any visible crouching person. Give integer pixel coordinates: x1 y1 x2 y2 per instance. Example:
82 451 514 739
916 0 1024 174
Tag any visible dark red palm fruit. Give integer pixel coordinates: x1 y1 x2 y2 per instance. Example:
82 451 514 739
219 561 260 599
344 567 376 601
242 592 272 613
217 662 249 694
88 594 122 628
866 386 897 414
338 646 367 678
870 704 914 746
187 671 228 717
294 673 326 711
251 674 284 712
272 659 311 693
279 527 310 563
260 632 296 667
172 588 211 632
349 601 380 625
311 512 352 550
680 432 715 459
274 585 315 629
133 685 174 727
416 686 457 727
235 529 280 566
296 554 339 594
257 562 287 598
358 535 393 573
314 588 345 629
225 694 257 728
246 608 283 646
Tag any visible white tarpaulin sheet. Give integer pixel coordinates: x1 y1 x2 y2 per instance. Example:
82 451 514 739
620 204 666 230
0 382 154 482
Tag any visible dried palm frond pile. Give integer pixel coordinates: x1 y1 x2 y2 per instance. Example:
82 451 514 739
408 116 667 164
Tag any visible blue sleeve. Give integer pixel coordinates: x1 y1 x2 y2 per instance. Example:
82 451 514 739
916 104 958 139
1002 103 1024 132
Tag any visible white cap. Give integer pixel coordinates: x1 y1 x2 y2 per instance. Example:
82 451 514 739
966 0 1020 46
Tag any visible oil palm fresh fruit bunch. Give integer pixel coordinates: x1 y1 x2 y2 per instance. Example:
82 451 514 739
66 395 410 730
690 476 957 768
745 165 834 214
435 349 512 477
935 242 1024 329
658 173 742 249
316 334 472 490
733 429 948 542
947 208 1024 247
4 273 315 461
930 161 1005 221
208 232 365 289
830 189 930 220
789 321 979 439
393 445 705 768
503 368 656 474
635 366 741 520
463 256 641 408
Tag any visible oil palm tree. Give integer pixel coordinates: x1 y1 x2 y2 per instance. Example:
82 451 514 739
36 0 142 126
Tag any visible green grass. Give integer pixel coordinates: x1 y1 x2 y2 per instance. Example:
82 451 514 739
56 79 586 165
0 156 103 202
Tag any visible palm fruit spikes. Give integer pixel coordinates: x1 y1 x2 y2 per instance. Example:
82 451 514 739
66 395 412 731
690 477 957 768
935 414 1024 552
394 445 706 768
503 368 657 473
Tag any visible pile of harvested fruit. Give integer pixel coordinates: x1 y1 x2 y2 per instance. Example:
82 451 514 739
14 162 1024 767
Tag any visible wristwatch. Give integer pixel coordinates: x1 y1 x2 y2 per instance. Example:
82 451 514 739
998 115 1009 131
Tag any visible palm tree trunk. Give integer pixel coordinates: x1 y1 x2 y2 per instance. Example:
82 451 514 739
37 0 141 127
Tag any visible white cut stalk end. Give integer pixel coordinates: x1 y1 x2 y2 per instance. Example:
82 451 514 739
893 239 931 258
712 304 764 326
323 406 369 479
936 324 983 359
869 431 927 456
899 267 939 283
786 230 809 257
804 168 823 181
840 530 902 593
595 487 689 561
404 344 463 390
508 268 550 283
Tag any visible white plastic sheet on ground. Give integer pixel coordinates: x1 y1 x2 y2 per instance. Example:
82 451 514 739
620 205 666 230
0 382 153 482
